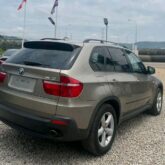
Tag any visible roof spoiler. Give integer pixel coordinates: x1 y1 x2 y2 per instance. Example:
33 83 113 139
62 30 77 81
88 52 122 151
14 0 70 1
23 41 80 51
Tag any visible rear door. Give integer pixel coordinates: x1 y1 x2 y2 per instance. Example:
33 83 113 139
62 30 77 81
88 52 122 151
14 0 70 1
89 46 109 97
0 41 81 117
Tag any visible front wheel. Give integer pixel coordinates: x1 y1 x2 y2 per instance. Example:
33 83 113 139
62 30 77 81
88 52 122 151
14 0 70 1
148 88 163 116
82 104 117 156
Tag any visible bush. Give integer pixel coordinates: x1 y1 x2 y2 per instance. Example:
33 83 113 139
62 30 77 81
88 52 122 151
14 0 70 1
0 40 21 56
0 41 21 50
0 48 4 56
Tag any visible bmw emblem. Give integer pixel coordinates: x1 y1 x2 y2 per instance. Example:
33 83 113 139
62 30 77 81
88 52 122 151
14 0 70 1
19 68 24 75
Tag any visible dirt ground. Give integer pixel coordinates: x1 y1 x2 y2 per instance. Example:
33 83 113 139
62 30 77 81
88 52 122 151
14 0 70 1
155 68 165 91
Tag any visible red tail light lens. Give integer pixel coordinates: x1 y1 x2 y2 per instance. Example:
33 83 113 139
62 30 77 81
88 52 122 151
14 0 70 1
43 81 61 96
60 76 83 97
43 75 83 98
0 72 6 83
51 120 68 126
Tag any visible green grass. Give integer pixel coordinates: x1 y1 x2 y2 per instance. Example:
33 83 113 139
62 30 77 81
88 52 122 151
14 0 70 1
0 48 4 56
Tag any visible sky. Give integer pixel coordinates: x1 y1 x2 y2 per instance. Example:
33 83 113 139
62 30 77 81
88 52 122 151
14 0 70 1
0 0 165 43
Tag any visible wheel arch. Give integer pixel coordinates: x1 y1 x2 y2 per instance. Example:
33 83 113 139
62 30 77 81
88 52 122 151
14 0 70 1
158 82 163 94
87 96 121 136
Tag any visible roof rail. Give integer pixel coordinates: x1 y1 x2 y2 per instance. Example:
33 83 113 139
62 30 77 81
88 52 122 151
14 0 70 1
83 39 128 49
83 39 104 44
41 38 65 41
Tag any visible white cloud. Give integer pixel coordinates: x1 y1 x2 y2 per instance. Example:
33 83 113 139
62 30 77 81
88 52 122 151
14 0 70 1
0 0 165 42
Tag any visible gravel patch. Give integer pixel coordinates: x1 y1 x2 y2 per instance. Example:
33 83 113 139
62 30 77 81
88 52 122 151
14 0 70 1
0 99 164 165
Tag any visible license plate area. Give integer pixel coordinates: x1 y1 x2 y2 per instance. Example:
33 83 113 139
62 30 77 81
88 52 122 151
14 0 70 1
8 75 36 93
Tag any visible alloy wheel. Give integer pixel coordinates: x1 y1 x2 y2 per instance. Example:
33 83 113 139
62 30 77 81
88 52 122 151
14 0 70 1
98 112 114 147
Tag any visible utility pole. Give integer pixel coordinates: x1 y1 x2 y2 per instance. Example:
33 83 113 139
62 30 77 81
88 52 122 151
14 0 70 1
101 27 104 40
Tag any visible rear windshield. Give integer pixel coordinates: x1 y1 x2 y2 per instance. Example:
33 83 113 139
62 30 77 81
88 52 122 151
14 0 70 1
6 45 81 70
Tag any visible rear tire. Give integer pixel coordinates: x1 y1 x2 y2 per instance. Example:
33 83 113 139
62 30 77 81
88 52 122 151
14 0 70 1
147 88 163 116
82 104 117 156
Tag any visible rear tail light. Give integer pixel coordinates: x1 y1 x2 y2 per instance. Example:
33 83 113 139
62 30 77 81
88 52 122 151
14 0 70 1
51 119 68 126
0 72 6 83
43 75 83 98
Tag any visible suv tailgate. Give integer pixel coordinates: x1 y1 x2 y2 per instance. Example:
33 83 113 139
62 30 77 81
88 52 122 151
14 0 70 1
0 63 61 117
0 41 81 117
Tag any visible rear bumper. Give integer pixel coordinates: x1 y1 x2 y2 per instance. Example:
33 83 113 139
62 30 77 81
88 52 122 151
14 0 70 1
0 103 88 141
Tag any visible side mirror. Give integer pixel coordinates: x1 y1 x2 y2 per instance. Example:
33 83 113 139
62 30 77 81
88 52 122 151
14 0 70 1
146 66 155 75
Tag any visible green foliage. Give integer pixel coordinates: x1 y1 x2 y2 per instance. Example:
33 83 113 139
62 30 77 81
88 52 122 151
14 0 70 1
0 40 21 50
0 40 22 56
0 48 4 56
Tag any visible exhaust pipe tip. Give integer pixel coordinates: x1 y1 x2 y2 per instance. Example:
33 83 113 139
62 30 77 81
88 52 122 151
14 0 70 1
50 130 59 137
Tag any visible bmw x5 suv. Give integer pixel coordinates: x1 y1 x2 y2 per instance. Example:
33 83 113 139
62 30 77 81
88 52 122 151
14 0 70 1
0 39 163 156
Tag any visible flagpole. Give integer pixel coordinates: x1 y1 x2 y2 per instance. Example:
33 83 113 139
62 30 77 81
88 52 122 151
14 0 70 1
22 1 27 48
55 6 58 38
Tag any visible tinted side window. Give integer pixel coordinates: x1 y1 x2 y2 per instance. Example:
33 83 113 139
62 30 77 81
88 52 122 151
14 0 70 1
90 47 114 72
125 50 146 73
108 47 130 72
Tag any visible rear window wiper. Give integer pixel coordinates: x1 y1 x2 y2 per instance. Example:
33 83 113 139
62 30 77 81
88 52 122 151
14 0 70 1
23 61 50 67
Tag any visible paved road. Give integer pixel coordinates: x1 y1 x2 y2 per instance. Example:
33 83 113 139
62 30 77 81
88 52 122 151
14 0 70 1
0 99 164 165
